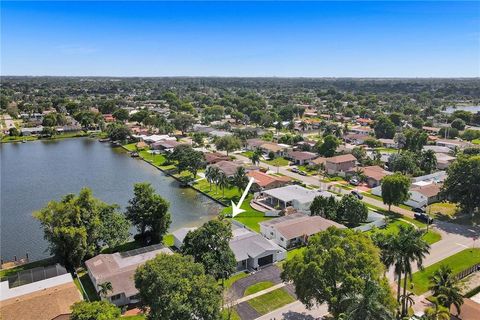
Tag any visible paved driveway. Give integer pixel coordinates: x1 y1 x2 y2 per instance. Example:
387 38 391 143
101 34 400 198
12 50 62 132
229 265 283 299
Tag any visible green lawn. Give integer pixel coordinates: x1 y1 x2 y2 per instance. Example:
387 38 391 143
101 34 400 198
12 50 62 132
362 192 412 210
163 234 174 247
123 143 137 151
195 178 242 204
76 270 99 301
369 218 441 245
428 202 459 218
138 151 167 167
101 240 143 254
262 157 289 167
244 281 275 296
285 247 306 262
223 195 272 232
222 308 241 320
1 135 37 143
375 147 398 153
241 151 254 158
406 249 480 295
247 288 295 315
472 139 480 145
223 272 248 289
121 315 146 320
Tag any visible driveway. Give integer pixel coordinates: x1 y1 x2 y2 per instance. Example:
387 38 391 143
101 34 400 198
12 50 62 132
229 265 283 299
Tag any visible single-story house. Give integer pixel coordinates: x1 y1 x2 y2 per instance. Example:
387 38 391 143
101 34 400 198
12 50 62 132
356 118 373 126
436 139 471 150
260 185 336 213
423 145 452 154
247 170 292 191
85 244 173 306
245 138 266 150
204 152 230 164
0 264 82 320
378 138 397 149
259 213 345 249
343 134 367 145
349 126 372 136
259 142 290 157
422 126 441 135
360 165 392 187
209 130 232 138
435 153 456 169
286 151 318 165
20 126 44 136
193 124 214 133
172 224 286 272
139 134 176 144
371 180 443 208
209 160 244 177
151 139 183 151
103 114 115 122
308 157 327 167
325 154 357 176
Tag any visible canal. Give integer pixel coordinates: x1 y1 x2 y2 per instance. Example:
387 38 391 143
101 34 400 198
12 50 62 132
0 138 222 261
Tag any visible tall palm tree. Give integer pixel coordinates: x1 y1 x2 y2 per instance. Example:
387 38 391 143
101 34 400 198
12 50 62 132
400 292 415 316
205 166 214 191
429 265 464 315
210 166 221 194
98 281 113 298
339 279 395 320
422 295 451 320
217 172 229 198
250 149 262 166
232 167 249 192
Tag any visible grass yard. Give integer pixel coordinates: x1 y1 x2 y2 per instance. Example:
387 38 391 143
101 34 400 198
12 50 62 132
244 281 275 296
285 247 306 262
195 178 242 204
241 151 254 158
1 135 37 143
123 143 137 151
369 218 441 245
428 202 459 218
101 240 143 254
362 192 412 210
121 315 146 319
262 157 289 167
75 269 99 301
223 272 248 289
472 139 480 145
247 288 295 315
138 150 167 167
221 308 241 320
163 234 174 247
406 248 480 295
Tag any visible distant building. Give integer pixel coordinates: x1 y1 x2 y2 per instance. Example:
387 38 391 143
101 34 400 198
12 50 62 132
209 160 244 177
247 170 292 191
378 138 397 149
324 154 357 176
0 264 82 320
360 165 392 187
85 244 173 306
286 151 318 165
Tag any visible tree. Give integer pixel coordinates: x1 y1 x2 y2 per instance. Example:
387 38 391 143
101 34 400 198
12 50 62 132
381 173 411 212
404 129 428 152
310 196 338 220
182 219 236 281
439 127 459 139
429 265 463 315
250 148 262 165
217 172 229 198
421 296 451 320
34 188 129 268
451 118 466 131
112 108 129 122
106 122 131 141
173 113 196 135
442 155 480 216
281 228 395 318
337 194 368 226
169 144 206 179
70 301 120 320
352 147 367 164
316 135 340 157
374 116 396 139
135 253 222 320
98 281 113 298
338 278 395 320
231 167 249 192
126 183 171 244
419 150 437 174
8 127 19 136
215 136 241 155
388 151 419 175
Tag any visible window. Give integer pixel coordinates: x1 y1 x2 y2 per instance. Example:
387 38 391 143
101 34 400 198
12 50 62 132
280 237 284 241
110 294 122 301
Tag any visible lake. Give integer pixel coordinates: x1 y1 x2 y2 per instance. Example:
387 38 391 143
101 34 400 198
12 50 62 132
0 138 222 261
444 106 480 114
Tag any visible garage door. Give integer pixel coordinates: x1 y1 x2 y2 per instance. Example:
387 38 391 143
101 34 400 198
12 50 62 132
258 254 273 267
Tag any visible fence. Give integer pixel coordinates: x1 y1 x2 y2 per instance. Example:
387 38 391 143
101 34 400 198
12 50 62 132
454 263 480 281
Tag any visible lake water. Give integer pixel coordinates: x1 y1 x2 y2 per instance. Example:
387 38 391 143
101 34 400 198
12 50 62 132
0 138 222 261
444 106 480 114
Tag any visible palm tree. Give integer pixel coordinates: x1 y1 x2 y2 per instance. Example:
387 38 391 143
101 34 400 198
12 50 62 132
429 265 464 315
250 149 262 166
98 281 113 298
217 172 229 198
210 166 221 194
422 295 451 320
339 279 395 320
205 166 214 191
232 167 249 192
400 292 415 316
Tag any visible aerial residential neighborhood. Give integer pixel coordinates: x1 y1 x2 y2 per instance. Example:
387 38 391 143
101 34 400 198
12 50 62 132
1 1 480 320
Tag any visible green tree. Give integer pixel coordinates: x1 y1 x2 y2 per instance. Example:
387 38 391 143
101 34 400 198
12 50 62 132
419 150 438 174
281 228 395 318
34 188 129 268
217 172 230 198
388 151 419 175
316 134 340 157
126 183 171 244
421 296 451 320
337 194 368 226
404 129 428 152
215 135 242 155
182 219 236 282
112 108 129 122
173 113 196 135
250 148 262 165
106 122 131 141
451 118 466 131
429 265 463 315
374 116 396 139
135 253 222 320
169 144 206 179
98 281 113 298
310 195 339 220
70 301 121 320
381 173 411 212
8 127 19 136
231 166 249 192
442 155 480 216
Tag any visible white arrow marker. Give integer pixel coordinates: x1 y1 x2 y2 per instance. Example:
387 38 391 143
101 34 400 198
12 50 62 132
231 177 255 217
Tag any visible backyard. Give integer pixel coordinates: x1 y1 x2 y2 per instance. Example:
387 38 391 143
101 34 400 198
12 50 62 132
247 288 295 315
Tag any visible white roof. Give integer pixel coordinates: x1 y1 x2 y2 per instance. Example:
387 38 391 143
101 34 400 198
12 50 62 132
263 185 335 204
172 227 197 244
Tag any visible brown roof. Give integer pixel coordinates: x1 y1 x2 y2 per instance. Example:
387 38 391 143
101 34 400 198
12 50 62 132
247 170 291 188
451 298 480 320
246 139 266 148
326 154 356 164
309 157 327 165
361 165 391 181
260 143 284 153
287 151 318 161
152 139 182 149
274 215 345 240
0 282 82 320
411 183 442 198
204 152 230 164
210 160 243 177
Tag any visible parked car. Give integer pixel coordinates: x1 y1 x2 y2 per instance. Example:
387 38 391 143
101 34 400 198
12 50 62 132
291 168 307 176
414 212 433 224
413 207 426 214
350 190 363 200
349 178 360 186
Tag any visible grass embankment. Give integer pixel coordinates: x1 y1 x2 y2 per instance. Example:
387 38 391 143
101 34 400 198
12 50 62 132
427 202 458 219
406 248 480 295
262 157 289 167
221 309 241 320
74 269 99 301
247 288 295 315
223 272 248 289
244 281 275 296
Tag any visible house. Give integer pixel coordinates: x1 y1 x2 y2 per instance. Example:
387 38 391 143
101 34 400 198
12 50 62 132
20 126 44 136
135 141 148 150
435 153 456 169
436 139 471 150
204 152 230 164
259 142 290 157
259 212 345 249
423 145 452 154
325 154 357 176
247 170 291 191
193 124 214 133
172 223 286 272
308 157 327 167
245 138 266 150
378 138 397 149
103 114 116 122
209 160 244 177
151 139 183 151
0 264 82 320
360 165 392 187
349 126 372 136
209 130 232 138
356 118 373 126
343 133 367 145
422 126 441 135
139 134 176 144
85 244 173 306
259 185 336 213
286 151 318 165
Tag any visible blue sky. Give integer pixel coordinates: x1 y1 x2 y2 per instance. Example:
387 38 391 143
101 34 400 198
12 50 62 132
1 1 479 77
